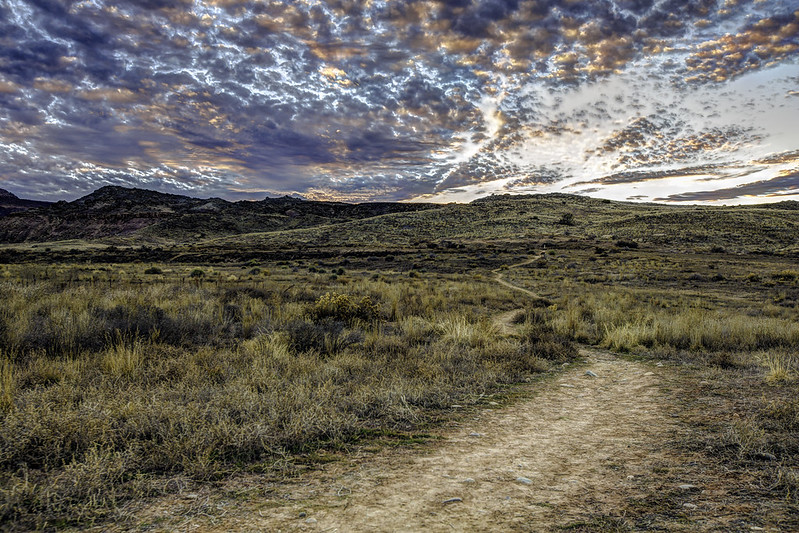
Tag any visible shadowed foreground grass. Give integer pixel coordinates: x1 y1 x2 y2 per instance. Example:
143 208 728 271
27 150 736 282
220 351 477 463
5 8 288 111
0 270 575 529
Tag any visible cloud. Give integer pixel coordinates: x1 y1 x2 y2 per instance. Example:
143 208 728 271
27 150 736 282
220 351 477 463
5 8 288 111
657 169 799 201
0 0 797 202
684 10 799 84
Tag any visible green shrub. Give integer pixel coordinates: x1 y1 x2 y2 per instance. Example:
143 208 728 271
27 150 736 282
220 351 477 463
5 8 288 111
309 292 380 323
557 213 575 226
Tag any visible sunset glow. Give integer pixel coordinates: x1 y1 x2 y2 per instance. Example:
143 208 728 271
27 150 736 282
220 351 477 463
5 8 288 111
1 0 797 203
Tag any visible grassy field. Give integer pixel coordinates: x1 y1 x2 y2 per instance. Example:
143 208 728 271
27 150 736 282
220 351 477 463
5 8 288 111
1 194 798 530
0 263 577 529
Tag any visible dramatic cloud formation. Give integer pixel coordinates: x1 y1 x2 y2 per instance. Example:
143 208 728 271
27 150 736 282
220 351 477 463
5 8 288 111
1 0 797 203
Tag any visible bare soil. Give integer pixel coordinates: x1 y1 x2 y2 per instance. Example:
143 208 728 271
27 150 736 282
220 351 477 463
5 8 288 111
493 258 539 298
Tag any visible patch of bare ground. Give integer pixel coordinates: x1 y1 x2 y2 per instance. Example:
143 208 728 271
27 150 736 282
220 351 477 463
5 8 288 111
622 363 799 533
493 309 525 336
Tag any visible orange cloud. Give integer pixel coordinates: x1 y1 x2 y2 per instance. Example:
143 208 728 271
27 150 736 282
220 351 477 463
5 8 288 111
685 11 799 83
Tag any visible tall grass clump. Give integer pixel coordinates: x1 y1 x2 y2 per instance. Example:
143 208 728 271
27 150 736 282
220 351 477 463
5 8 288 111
552 289 799 355
101 333 144 380
759 350 796 384
0 354 14 413
436 314 499 347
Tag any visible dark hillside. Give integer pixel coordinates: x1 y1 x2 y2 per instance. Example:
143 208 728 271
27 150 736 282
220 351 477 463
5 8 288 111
0 188 52 217
0 186 437 243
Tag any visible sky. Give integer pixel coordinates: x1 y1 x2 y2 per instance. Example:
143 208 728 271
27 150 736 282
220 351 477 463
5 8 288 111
0 0 798 204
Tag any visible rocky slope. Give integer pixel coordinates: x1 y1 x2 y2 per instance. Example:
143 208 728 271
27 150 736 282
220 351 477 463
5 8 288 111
0 188 52 217
0 186 436 243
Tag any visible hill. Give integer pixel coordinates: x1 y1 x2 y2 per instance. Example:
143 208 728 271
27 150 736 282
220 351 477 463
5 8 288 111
0 186 437 243
193 193 799 258
1 188 798 263
0 188 52 217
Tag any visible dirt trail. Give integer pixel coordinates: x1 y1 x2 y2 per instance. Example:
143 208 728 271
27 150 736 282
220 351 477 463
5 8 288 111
493 258 539 298
197 350 674 532
137 261 680 532
493 309 524 336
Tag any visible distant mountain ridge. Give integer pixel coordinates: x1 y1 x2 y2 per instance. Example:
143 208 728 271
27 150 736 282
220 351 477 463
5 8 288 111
0 188 52 217
0 185 437 243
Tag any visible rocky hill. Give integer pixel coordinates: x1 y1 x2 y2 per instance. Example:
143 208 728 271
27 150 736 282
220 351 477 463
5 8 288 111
0 188 52 217
0 186 437 243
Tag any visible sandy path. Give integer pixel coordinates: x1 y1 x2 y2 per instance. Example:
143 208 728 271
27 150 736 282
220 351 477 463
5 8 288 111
193 349 673 532
493 258 539 298
493 309 524 335
129 262 678 532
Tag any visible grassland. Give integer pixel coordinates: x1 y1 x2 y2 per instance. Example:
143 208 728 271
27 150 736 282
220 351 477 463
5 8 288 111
0 262 577 529
1 193 798 530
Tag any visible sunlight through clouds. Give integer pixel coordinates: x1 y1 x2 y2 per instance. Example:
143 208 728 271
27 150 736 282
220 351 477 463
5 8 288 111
0 0 797 203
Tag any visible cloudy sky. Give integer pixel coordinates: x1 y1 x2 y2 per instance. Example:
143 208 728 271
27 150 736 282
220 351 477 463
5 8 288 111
1 0 797 203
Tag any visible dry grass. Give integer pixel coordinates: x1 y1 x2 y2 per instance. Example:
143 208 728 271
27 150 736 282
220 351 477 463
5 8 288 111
436 314 500 347
0 269 574 529
0 355 13 413
549 290 799 356
759 351 797 384
2 203 798 529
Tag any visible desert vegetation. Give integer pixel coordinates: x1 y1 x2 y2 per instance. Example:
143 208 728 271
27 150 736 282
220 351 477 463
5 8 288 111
0 265 575 529
1 192 798 530
503 247 799 526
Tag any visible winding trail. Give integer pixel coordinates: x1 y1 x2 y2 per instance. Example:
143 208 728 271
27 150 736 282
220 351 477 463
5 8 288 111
137 261 681 532
492 257 540 298
204 350 674 532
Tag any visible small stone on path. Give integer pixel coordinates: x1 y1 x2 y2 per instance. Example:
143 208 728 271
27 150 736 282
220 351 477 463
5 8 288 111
305 517 317 524
469 432 483 438
462 478 476 484
560 384 575 388
515 477 533 485
683 503 698 510
678 484 698 491
442 497 463 504
585 370 597 377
